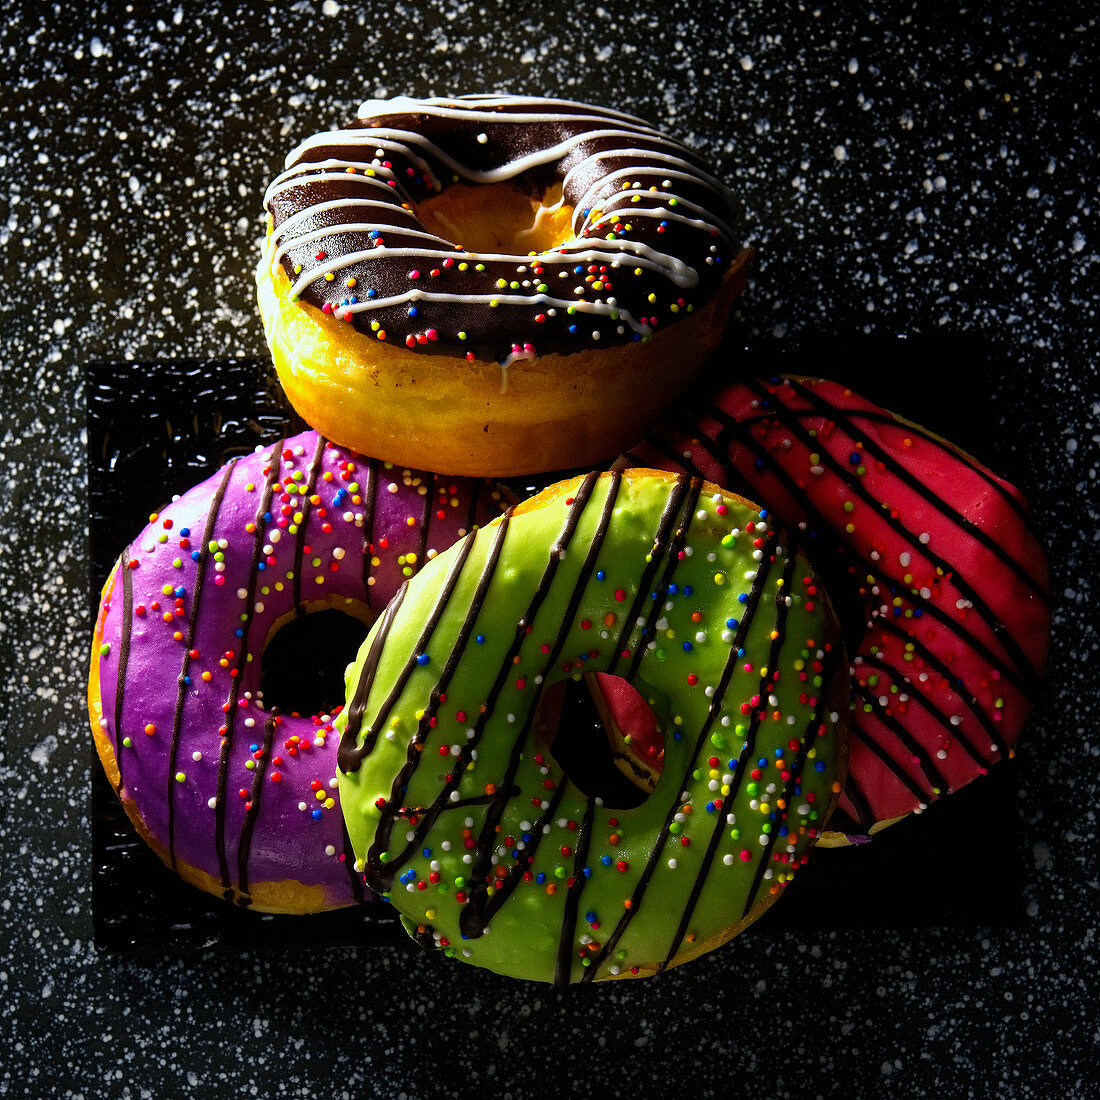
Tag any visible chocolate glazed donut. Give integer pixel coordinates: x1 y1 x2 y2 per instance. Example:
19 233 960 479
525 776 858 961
263 94 747 364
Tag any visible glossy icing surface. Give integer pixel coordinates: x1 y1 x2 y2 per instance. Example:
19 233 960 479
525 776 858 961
627 377 1051 836
263 94 745 364
336 470 844 982
91 430 504 910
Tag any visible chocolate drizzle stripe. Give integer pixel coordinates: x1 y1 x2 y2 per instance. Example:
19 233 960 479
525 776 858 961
607 475 695 675
361 459 379 607
742 641 844 920
213 445 283 897
340 816 366 903
343 529 477 769
363 512 515 885
556 795 597 987
337 582 408 778
624 477 704 683
662 539 798 966
846 710 930 806
292 434 328 612
166 458 237 873
580 527 779 982
416 472 435 568
236 711 279 901
111 556 135 795
459 779 571 942
837 774 873 833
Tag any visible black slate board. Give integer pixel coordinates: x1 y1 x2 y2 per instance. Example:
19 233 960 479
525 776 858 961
87 355 1024 952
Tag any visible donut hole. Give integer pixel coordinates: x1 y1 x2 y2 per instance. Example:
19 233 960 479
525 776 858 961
260 606 373 718
534 674 665 810
417 180 575 255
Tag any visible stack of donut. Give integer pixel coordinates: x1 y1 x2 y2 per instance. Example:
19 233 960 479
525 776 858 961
90 94 1050 983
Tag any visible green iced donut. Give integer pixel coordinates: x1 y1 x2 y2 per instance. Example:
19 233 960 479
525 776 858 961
337 470 846 983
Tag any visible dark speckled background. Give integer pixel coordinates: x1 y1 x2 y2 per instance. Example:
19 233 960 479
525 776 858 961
2 2 1097 1097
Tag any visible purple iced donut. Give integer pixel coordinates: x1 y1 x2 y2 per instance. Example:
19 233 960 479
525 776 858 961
89 430 504 913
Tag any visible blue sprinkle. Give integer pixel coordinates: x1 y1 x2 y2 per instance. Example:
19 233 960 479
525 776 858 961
476 635 485 645
600 855 612 867
849 452 861 465
369 230 380 238
737 648 745 657
814 760 826 771
263 512 272 523
536 872 547 884
778 825 789 836
705 801 715 813
668 584 679 595
180 527 190 537
422 847 432 858
682 641 693 652
682 585 693 596
312 808 323 820
583 866 592 878
408 306 418 317
191 550 201 562
585 910 597 923
738 593 748 604
182 675 191 686
673 730 682 741
568 324 578 333
754 458 766 470
522 832 532 843
596 570 605 581
758 509 768 520
416 654 430 666
726 618 739 629
235 628 244 638
775 748 784 758
913 608 923 618
257 561 266 572
758 757 768 768
174 586 185 598
574 264 584 274
250 744 259 753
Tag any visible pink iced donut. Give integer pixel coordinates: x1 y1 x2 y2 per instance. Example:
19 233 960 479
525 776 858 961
89 431 504 913
621 375 1051 839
